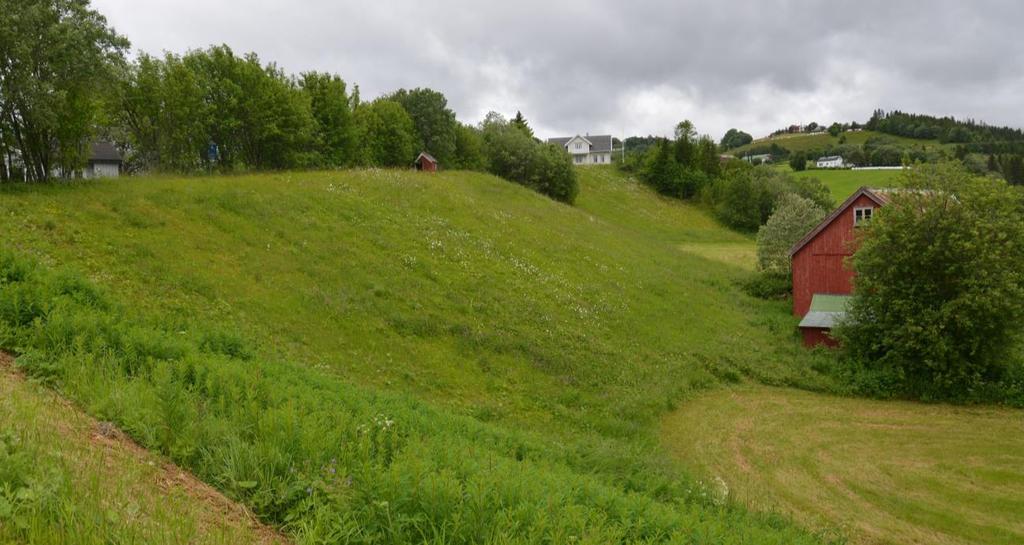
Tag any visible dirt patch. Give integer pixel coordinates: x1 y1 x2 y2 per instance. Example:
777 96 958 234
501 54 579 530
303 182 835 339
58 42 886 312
0 351 290 545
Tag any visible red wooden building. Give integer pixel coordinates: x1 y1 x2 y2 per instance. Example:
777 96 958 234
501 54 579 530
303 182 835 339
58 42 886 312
415 152 438 172
789 187 889 346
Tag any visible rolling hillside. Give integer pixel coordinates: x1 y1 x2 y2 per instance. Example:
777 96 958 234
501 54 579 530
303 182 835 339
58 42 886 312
729 130 945 157
0 167 830 544
2 166 1019 545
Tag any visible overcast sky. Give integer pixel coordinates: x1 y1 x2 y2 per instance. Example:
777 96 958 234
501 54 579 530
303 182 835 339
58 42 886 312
92 0 1024 141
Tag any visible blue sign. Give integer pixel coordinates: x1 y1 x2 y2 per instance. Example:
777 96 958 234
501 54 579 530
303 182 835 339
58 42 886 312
207 142 219 163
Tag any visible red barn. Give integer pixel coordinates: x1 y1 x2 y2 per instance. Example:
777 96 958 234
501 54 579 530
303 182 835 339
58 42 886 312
415 152 438 172
789 187 890 347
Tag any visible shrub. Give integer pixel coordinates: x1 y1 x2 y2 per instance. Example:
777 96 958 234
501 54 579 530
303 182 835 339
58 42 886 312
481 114 578 204
788 151 807 171
756 194 827 274
836 163 1024 401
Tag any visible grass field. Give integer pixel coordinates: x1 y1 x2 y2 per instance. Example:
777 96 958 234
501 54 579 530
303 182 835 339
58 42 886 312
0 167 831 544
729 130 944 157
0 353 286 545
791 168 905 203
1 166 1019 544
660 385 1024 545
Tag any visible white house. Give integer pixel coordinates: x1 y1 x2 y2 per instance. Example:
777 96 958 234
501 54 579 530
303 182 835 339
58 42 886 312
548 134 615 166
816 155 845 169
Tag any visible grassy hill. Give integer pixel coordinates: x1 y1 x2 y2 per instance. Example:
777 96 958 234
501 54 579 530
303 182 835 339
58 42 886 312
0 167 830 544
784 167 905 203
1 166 1019 544
728 130 945 157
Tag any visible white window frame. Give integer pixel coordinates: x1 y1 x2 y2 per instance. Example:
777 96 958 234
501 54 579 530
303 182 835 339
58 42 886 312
854 207 873 226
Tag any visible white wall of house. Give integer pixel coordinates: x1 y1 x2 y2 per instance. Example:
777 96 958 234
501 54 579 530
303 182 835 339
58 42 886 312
816 157 844 169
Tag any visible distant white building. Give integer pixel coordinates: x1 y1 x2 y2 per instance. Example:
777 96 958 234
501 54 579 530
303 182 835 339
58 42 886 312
816 155 845 169
548 134 614 166
744 153 772 165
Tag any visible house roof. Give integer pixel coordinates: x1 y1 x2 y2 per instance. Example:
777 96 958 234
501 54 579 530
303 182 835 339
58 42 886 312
788 186 888 257
548 134 614 153
817 155 843 162
415 152 438 164
798 294 852 329
89 142 122 163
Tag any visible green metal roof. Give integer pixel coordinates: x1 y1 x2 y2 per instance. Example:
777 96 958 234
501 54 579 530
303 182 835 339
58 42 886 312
809 294 852 313
799 294 852 329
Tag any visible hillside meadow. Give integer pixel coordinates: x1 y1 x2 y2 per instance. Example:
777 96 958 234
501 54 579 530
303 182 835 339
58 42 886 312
2 166 1019 545
729 130 944 157
0 167 834 544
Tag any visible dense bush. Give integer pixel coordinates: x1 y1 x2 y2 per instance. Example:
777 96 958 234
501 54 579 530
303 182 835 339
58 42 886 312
705 164 831 232
836 163 1024 402
756 194 827 274
481 113 578 204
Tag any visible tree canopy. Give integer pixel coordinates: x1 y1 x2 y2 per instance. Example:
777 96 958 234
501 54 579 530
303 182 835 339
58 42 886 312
837 163 1024 401
0 0 129 181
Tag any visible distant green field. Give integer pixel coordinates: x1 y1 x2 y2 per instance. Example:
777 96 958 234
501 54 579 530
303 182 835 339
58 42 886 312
729 130 944 157
792 168 905 203
661 385 1024 545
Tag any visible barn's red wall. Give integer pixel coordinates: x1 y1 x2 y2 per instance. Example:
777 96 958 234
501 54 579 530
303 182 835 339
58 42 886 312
801 327 839 348
419 157 438 172
792 194 879 317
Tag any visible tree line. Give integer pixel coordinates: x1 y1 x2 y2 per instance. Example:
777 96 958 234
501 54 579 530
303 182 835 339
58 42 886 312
0 0 577 203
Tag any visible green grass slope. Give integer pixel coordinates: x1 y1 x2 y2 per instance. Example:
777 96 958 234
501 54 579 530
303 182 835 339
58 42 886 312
729 130 944 157
0 167 831 544
0 353 287 545
661 385 1024 545
780 167 905 204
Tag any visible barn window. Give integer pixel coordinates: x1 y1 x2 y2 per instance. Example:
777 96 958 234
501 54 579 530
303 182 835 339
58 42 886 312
854 207 873 226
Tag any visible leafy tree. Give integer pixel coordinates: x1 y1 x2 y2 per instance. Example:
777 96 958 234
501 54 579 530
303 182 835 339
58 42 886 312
695 135 721 178
788 151 807 171
673 120 697 168
720 128 753 150
837 163 1024 400
299 72 356 167
828 123 843 137
354 100 417 167
451 123 487 171
510 111 534 138
480 113 577 203
387 88 458 165
641 140 684 197
756 194 826 274
0 0 129 180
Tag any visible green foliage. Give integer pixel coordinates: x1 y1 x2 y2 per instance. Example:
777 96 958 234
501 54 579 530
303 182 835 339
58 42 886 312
509 111 534 138
480 113 578 203
387 88 459 166
836 163 1024 401
117 46 316 172
756 194 826 274
300 72 357 168
353 100 418 167
0 0 129 181
720 129 753 150
450 123 487 171
788 151 807 171
706 164 831 232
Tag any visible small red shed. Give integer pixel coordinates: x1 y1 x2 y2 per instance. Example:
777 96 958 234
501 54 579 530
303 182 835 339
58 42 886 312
789 187 889 346
415 152 438 172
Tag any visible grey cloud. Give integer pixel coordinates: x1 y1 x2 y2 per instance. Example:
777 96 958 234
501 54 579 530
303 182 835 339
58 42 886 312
95 0 1024 140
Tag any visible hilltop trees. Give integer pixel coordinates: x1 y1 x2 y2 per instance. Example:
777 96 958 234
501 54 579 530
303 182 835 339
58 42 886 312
837 163 1024 401
0 0 129 181
353 100 417 167
300 72 357 167
480 112 577 204
387 88 459 165
720 129 753 150
510 111 535 138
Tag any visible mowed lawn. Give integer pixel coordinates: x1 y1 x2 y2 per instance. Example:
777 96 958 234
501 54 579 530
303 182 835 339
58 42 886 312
660 385 1024 545
793 168 905 203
